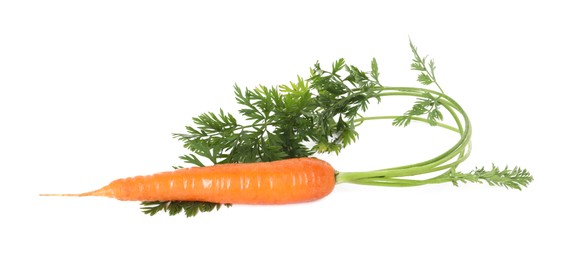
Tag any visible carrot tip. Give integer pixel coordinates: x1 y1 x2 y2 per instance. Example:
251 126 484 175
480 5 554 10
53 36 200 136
39 193 82 197
39 188 111 198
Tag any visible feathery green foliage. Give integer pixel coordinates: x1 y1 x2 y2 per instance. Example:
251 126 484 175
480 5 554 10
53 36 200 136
141 201 230 218
451 166 533 190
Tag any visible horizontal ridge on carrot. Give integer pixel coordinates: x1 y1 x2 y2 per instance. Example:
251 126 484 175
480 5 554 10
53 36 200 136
42 40 533 218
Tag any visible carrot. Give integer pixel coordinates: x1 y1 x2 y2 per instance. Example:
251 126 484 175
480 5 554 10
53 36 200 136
40 158 336 204
41 41 532 217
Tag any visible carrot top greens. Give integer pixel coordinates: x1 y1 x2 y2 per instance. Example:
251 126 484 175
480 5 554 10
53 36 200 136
141 40 532 218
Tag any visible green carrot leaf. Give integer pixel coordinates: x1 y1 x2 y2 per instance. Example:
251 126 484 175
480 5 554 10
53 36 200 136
451 166 533 190
417 73 434 85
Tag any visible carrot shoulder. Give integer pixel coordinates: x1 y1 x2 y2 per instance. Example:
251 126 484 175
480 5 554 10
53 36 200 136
41 158 336 205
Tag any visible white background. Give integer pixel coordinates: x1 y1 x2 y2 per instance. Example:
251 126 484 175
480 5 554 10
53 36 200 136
1 1 563 259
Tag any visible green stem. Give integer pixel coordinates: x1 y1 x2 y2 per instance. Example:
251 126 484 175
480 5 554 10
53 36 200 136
336 86 472 186
354 115 459 132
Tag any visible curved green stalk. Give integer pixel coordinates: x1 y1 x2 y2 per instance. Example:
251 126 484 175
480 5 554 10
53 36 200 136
378 88 471 170
335 82 530 190
336 86 473 186
355 116 459 132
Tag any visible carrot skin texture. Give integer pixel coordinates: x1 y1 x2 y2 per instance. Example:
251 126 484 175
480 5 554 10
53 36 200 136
85 158 336 204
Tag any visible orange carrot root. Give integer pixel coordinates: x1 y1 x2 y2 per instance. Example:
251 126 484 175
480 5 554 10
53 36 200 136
41 158 336 205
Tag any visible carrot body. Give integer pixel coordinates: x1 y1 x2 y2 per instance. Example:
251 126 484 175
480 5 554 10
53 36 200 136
45 158 336 204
